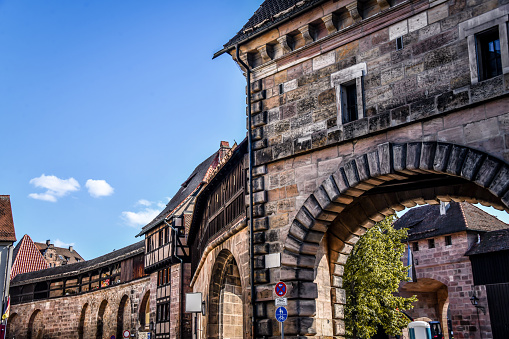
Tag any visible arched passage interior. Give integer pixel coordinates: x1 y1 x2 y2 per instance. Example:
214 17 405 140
96 300 108 339
117 295 129 338
27 309 43 339
139 290 150 330
208 250 244 339
78 303 89 339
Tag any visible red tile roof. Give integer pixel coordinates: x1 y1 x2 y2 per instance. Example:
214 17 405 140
11 234 49 279
0 196 16 242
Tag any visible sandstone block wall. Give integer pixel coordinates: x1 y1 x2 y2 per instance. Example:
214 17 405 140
223 0 509 338
8 276 153 339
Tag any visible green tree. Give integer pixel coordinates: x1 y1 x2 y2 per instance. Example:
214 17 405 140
344 214 417 338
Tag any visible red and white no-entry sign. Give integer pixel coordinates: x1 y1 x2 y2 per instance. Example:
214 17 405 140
275 281 287 297
123 330 130 338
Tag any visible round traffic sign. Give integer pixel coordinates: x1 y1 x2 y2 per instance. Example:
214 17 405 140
123 330 130 338
275 306 288 322
275 281 287 297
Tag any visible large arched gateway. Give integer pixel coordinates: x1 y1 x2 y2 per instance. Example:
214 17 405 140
280 141 508 336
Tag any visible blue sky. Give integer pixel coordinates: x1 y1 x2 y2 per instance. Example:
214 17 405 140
1 1 508 260
0 0 258 259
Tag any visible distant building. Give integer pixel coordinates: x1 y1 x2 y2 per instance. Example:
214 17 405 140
8 241 149 339
34 239 84 267
394 202 509 339
466 228 509 339
11 235 49 280
0 196 16 334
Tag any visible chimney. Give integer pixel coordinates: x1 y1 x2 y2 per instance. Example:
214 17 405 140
218 141 231 162
46 239 51 246
69 246 74 252
440 201 450 215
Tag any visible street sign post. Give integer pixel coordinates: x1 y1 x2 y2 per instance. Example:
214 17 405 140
276 306 288 339
275 282 287 297
275 297 287 307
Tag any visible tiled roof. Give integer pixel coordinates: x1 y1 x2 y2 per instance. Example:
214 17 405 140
11 240 144 285
34 242 85 262
11 234 49 279
0 196 16 242
136 151 219 236
215 0 327 57
393 202 509 241
466 228 509 255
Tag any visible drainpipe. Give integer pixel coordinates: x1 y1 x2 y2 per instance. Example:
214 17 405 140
164 218 185 339
235 44 256 339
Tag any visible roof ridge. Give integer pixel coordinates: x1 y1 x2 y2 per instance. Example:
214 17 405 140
458 202 469 229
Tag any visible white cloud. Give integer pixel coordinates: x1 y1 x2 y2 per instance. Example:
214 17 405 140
137 199 152 206
157 202 166 209
28 174 80 202
28 193 57 202
122 209 160 228
85 179 114 198
54 239 75 248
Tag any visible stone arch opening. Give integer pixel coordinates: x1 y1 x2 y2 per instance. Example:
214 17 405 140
139 290 150 330
96 300 108 339
208 249 244 339
27 309 43 339
281 141 509 337
400 278 450 339
78 303 89 339
6 312 18 338
117 295 129 338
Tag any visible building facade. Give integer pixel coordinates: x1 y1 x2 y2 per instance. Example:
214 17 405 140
192 0 509 338
394 201 509 339
35 240 84 268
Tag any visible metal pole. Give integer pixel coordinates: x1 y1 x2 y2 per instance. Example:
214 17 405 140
477 307 482 339
281 322 284 339
235 44 256 339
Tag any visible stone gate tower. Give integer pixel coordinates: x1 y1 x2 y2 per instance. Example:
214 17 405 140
191 0 509 338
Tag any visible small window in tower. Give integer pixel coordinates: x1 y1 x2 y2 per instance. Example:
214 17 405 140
341 81 358 124
396 36 403 50
412 242 419 252
445 235 452 246
428 238 435 249
477 27 502 81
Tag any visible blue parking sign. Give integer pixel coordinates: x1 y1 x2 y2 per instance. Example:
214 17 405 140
275 306 288 322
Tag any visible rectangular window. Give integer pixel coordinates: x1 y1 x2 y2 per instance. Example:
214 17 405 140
396 36 403 50
477 27 502 81
445 235 452 246
412 242 419 252
341 82 358 124
428 238 435 249
159 231 164 247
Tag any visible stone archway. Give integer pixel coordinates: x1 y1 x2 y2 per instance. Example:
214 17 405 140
139 290 150 330
97 300 108 339
78 303 89 339
6 312 18 338
208 249 244 339
400 279 450 339
27 309 43 339
117 295 129 338
280 141 509 336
